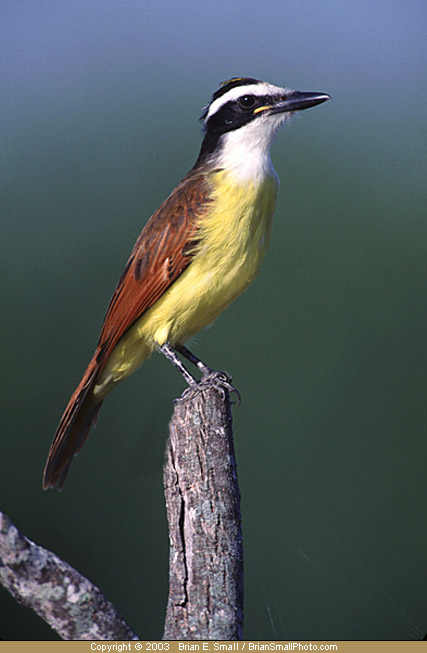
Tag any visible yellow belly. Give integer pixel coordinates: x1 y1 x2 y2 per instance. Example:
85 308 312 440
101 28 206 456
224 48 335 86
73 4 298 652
94 169 277 396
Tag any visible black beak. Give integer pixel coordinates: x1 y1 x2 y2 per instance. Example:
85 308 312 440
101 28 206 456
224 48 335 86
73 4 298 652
270 90 331 115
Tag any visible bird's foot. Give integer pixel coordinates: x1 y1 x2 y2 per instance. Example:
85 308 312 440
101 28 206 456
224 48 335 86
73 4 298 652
176 369 240 405
157 342 240 405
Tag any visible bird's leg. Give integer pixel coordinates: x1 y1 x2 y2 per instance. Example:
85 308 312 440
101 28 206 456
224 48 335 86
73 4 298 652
157 342 240 404
156 343 197 387
174 343 214 377
175 343 241 405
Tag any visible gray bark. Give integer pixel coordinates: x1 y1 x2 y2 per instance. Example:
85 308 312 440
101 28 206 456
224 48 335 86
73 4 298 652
163 383 243 640
0 380 243 640
0 511 138 640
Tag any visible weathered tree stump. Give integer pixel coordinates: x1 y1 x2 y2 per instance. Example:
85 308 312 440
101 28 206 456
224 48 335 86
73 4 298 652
0 381 243 640
163 383 243 640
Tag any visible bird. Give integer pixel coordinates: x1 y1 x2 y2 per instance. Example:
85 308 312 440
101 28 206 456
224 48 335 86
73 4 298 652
43 77 330 489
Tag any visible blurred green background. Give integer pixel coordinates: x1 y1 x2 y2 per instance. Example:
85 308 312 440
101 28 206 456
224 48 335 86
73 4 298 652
2 0 427 641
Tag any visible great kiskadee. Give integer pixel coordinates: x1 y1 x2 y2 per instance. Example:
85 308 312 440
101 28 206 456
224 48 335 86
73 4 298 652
43 77 330 489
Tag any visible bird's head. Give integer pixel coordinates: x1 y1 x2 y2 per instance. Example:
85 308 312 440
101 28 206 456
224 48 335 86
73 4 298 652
197 77 330 179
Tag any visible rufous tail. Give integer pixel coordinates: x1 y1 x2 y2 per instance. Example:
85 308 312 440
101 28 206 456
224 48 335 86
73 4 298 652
43 353 103 490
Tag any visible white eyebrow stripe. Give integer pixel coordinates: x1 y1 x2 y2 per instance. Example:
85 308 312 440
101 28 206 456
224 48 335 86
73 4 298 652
205 82 288 122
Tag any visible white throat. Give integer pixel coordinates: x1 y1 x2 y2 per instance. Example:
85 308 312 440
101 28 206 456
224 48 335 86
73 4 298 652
213 113 287 184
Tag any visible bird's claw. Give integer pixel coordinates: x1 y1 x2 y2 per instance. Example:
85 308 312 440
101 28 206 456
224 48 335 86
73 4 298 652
175 370 241 405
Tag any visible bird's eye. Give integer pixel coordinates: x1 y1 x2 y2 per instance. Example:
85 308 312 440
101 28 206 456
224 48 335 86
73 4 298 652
239 95 256 109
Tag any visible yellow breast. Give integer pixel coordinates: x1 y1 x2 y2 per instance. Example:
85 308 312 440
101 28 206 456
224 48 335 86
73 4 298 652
95 169 278 394
151 169 278 342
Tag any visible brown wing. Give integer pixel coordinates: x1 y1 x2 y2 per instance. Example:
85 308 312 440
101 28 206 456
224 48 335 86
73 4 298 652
43 167 213 489
96 168 213 371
